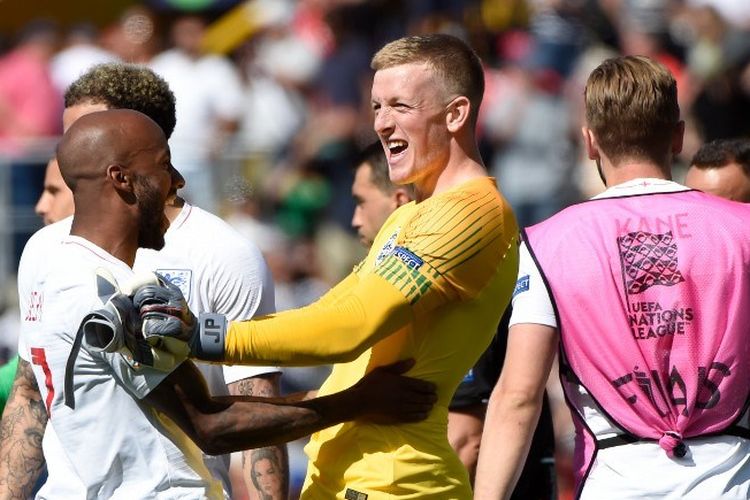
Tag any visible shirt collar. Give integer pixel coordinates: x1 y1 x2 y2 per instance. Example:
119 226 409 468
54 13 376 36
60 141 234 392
592 178 690 200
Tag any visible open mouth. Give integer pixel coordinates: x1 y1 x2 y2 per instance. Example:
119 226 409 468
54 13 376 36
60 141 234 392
388 140 408 155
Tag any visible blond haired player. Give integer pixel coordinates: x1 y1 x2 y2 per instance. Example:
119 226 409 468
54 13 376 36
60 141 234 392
134 34 519 499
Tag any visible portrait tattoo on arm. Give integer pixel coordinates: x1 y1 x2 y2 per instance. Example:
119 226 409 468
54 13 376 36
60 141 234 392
0 359 47 498
229 374 290 500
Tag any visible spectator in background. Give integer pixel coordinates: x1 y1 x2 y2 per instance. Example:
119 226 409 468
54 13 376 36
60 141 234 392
0 20 61 154
151 14 245 213
49 23 117 95
100 5 160 64
482 31 578 227
0 20 62 270
685 137 750 201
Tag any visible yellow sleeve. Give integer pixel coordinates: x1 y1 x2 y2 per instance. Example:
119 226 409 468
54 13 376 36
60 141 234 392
223 183 516 367
306 268 360 310
224 273 413 365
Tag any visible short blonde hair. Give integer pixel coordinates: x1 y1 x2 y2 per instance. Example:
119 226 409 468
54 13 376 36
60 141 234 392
371 34 484 126
584 55 679 165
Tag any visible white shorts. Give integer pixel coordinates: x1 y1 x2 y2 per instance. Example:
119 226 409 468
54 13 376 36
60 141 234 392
581 436 750 499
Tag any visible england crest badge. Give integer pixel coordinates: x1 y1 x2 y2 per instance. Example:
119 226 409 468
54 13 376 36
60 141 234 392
156 269 192 300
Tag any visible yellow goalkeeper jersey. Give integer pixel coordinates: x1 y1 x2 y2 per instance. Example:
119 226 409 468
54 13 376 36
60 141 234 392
224 177 518 499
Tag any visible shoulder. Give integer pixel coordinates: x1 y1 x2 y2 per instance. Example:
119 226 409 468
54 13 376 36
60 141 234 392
19 218 72 289
404 178 515 251
170 207 268 271
21 218 71 258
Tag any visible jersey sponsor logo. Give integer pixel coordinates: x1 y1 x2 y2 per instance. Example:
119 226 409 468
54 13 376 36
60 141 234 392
513 275 530 297
611 361 730 417
374 229 399 268
392 246 423 270
25 290 44 322
156 269 192 300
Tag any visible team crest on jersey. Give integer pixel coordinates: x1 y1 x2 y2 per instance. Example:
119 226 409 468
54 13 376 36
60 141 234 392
156 269 192 299
374 229 399 268
25 291 43 322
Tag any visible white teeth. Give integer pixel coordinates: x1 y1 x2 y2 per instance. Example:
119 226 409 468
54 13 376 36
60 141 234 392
388 140 407 152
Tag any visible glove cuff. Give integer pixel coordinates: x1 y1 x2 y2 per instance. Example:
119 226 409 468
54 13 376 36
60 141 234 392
81 306 123 353
195 313 227 361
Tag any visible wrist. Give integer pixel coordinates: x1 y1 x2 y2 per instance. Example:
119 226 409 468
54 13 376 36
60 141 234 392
192 313 227 361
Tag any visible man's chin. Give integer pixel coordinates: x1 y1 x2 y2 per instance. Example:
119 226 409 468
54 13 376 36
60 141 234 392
139 235 165 251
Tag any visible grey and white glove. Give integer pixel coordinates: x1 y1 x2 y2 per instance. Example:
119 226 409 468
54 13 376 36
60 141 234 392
133 274 227 361
66 270 185 409
80 269 187 370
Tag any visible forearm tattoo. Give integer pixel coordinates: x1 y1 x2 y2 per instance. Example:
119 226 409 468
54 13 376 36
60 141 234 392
0 360 47 498
230 375 290 500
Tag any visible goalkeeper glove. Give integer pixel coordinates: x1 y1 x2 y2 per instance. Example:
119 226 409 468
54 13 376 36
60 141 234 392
80 269 188 369
133 274 227 361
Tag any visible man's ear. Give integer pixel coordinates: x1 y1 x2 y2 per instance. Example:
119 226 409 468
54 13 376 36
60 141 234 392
446 96 471 133
672 120 685 156
106 164 135 196
581 126 600 161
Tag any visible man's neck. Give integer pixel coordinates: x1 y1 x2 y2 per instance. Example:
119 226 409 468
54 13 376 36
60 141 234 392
165 198 185 223
603 161 672 187
70 214 138 267
414 143 486 202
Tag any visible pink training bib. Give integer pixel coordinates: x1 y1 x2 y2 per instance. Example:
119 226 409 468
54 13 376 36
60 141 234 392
525 189 750 484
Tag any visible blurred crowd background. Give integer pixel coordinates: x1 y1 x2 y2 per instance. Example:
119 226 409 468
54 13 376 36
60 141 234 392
1 0 749 497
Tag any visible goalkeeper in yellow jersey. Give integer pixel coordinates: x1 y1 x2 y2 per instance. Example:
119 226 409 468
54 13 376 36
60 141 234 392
133 33 519 499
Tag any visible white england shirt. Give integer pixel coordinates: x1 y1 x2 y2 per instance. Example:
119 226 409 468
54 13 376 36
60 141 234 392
510 178 750 499
18 205 278 497
23 235 222 499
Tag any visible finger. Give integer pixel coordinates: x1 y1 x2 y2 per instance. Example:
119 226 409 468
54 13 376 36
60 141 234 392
398 401 435 413
133 285 169 308
140 304 185 317
142 317 183 337
401 391 437 405
393 376 436 394
398 411 430 422
376 358 416 375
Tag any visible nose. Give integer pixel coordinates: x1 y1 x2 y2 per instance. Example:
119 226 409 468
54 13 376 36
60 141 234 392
170 165 185 190
373 108 393 137
35 192 50 218
351 206 362 230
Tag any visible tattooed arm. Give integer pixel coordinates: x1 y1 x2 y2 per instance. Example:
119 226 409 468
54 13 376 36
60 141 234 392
0 359 47 499
144 359 435 456
228 375 289 500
